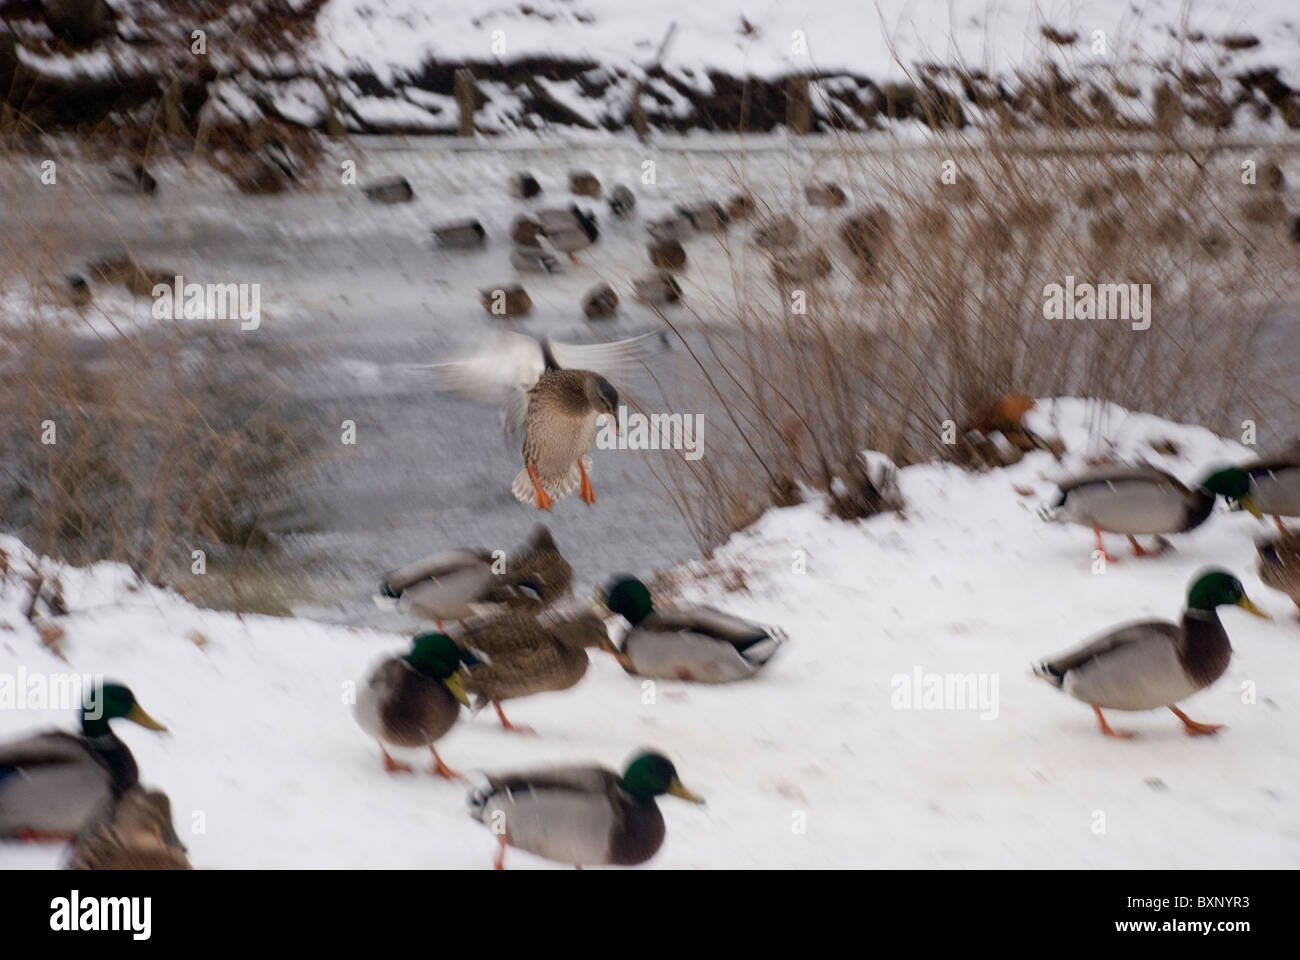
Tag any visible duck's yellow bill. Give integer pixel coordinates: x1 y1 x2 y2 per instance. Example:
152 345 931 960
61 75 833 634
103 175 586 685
127 704 167 732
1237 596 1271 619
668 778 706 804
1239 496 1264 520
443 673 471 707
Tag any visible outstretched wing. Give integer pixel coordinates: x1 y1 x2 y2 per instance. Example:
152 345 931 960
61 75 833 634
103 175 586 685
544 330 669 381
413 330 667 438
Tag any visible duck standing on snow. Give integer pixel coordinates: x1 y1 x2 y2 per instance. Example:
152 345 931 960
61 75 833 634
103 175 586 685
1033 569 1269 738
354 632 469 777
1039 465 1259 562
1257 533 1300 619
0 683 167 841
601 575 785 682
467 750 704 869
378 525 574 628
538 205 599 262
1235 447 1300 532
69 786 191 870
456 610 620 733
418 331 666 511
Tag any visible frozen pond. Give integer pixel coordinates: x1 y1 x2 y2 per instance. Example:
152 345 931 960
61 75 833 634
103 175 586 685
7 133 1298 624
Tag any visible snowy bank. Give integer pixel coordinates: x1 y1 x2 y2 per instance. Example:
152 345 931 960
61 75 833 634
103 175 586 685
0 398 1296 868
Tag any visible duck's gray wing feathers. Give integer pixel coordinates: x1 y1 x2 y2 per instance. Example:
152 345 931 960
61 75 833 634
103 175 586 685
543 331 667 381
1056 465 1191 497
1040 619 1177 670
477 765 620 800
383 549 494 594
0 730 94 769
645 607 772 647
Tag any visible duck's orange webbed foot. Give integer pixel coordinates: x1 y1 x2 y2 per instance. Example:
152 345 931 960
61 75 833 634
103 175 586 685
380 744 413 774
493 702 536 735
1126 535 1162 558
527 464 553 511
1169 705 1223 736
1093 705 1135 739
1092 526 1118 565
578 459 596 505
15 829 77 844
429 746 466 780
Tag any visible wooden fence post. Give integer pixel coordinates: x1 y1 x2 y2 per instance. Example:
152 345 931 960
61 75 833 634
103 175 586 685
787 74 812 134
455 69 476 137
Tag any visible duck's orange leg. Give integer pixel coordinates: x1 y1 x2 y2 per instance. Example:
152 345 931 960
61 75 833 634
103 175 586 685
1092 705 1134 739
429 746 466 780
1275 516 1290 535
380 744 412 773
1126 535 1161 558
1169 704 1223 736
1093 526 1118 564
493 701 536 735
527 464 553 511
15 829 77 843
494 834 508 870
578 459 596 505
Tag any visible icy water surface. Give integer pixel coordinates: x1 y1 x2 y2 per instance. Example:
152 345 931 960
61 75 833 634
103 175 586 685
8 134 1298 624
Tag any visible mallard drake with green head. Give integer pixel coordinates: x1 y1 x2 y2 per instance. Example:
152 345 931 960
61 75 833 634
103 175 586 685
0 683 167 841
354 632 469 778
1236 447 1300 532
419 331 665 509
1039 465 1258 562
601 576 785 682
69 786 191 870
467 750 704 869
456 610 618 733
1033 570 1269 737
377 525 573 628
1257 533 1300 618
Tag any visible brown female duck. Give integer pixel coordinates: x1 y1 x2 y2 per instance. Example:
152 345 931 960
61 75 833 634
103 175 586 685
1258 532 1300 619
456 610 618 733
419 331 664 509
69 786 191 870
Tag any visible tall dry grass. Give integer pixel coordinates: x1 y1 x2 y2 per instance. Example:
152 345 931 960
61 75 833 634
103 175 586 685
646 125 1298 552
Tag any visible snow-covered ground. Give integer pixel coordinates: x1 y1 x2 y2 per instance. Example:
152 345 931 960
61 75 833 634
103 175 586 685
2 398 1296 868
316 0 1300 84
